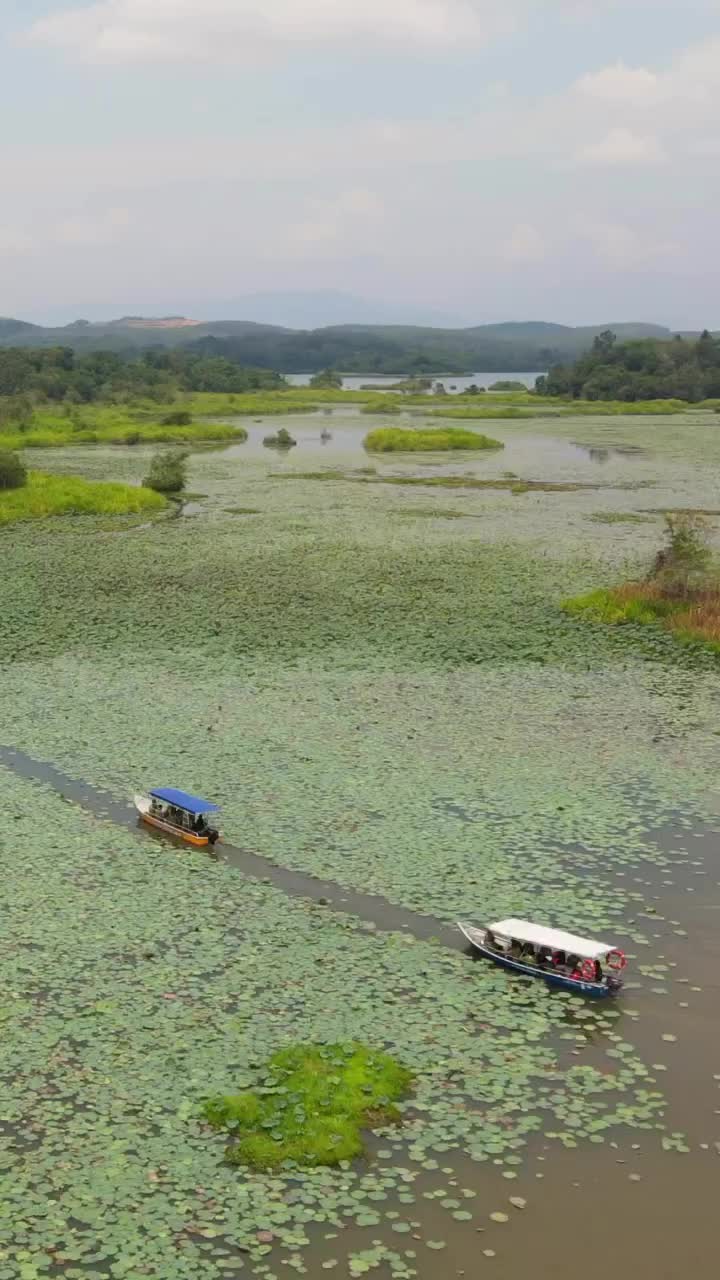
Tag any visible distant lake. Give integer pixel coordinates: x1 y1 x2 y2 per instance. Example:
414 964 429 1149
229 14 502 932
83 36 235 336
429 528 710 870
285 371 544 394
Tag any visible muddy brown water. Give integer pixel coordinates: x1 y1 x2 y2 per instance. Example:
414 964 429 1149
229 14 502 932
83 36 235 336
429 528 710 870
2 744 719 1277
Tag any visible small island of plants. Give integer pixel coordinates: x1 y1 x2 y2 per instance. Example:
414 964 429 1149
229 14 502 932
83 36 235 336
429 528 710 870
563 513 720 653
203 1042 413 1170
263 426 297 450
364 426 503 452
0 467 166 527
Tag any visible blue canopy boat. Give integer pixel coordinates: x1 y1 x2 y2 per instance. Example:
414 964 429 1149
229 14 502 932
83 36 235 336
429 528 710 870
134 787 221 847
458 919 627 998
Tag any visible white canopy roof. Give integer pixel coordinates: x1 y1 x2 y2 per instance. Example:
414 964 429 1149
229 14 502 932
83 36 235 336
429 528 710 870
489 919 614 961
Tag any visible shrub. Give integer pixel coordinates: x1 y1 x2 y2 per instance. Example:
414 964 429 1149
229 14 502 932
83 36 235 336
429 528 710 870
310 369 343 389
142 448 188 494
0 449 27 490
651 513 712 596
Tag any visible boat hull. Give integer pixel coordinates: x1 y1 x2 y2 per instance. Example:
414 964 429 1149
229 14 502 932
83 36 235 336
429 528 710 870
458 923 619 999
140 811 211 846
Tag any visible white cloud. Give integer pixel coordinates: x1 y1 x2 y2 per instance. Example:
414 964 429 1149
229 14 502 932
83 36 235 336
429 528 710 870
581 221 678 269
0 227 33 254
286 188 383 255
574 62 660 105
500 223 545 263
578 127 666 167
55 207 131 246
26 0 516 62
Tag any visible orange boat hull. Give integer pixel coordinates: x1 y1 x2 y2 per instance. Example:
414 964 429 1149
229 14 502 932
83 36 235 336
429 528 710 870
141 812 211 846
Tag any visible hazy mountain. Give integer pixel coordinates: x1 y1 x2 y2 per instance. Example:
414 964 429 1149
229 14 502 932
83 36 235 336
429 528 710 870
33 291 465 331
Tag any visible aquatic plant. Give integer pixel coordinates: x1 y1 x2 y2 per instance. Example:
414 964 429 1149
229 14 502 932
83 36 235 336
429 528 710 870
364 427 503 452
204 1043 413 1170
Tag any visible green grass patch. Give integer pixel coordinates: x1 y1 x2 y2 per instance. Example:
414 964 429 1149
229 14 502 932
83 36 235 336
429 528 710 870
562 586 686 626
0 472 166 526
432 399 689 420
224 506 262 515
204 1042 413 1171
562 582 720 654
0 405 247 450
364 427 503 452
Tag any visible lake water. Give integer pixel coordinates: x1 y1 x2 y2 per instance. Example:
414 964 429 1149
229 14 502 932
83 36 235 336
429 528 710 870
285 371 545 393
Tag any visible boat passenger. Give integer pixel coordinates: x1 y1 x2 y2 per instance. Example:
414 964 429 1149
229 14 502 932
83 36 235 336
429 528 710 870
595 961 603 983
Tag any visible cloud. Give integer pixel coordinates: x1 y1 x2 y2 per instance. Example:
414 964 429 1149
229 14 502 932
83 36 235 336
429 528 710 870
286 188 383 256
574 62 660 105
55 207 131 246
26 0 516 62
500 223 545 263
0 227 33 254
577 127 666 167
581 221 678 269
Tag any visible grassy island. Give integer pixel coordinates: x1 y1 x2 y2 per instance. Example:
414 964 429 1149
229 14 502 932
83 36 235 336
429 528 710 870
364 426 503 452
0 472 166 525
563 514 720 654
204 1043 413 1170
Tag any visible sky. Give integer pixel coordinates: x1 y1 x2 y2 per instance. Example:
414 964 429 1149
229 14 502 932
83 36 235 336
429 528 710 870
1 0 720 328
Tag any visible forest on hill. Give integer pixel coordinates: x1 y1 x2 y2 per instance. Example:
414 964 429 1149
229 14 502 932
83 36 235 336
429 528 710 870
537 330 720 401
0 314 687 374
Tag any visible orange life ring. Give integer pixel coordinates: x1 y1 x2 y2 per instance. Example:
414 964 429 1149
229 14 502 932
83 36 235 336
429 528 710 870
580 959 597 983
607 950 627 971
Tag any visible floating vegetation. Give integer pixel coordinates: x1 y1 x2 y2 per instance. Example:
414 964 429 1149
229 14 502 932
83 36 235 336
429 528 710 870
364 427 503 452
589 512 658 525
0 472 166 525
393 507 477 520
1 411 717 1277
204 1043 414 1169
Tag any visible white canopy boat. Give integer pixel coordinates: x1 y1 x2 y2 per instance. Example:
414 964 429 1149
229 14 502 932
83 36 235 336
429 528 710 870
458 918 627 998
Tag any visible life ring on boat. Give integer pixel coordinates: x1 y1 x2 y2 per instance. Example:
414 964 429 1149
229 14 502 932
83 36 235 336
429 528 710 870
580 959 597 983
607 950 627 971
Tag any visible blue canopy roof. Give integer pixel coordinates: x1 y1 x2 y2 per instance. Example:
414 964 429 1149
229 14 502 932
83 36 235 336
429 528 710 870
150 787 220 815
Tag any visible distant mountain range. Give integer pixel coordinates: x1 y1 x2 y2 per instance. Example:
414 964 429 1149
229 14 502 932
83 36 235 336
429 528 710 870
0 311 705 375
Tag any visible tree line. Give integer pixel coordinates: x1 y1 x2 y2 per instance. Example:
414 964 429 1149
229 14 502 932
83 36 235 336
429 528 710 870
0 347 285 404
537 330 720 401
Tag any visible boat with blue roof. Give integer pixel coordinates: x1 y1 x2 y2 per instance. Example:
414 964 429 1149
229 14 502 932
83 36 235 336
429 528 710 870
134 787 221 847
458 918 627 998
